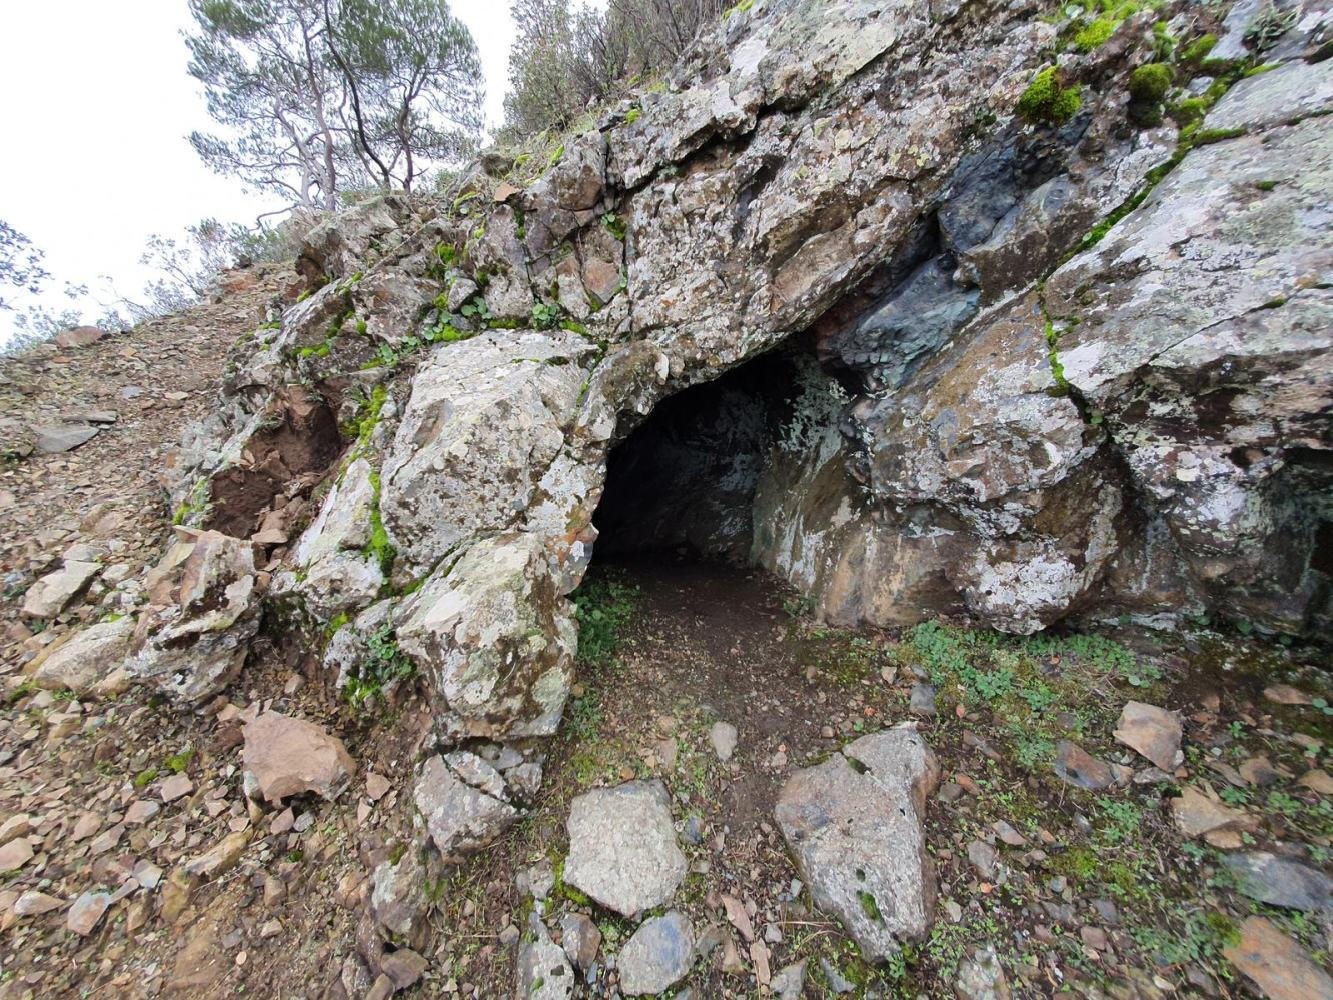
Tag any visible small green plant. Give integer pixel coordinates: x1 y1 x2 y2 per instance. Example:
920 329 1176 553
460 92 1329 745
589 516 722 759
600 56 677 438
624 108 641 125
344 622 416 705
531 302 561 329
570 574 639 667
1178 32 1217 65
164 747 195 774
1017 67 1083 125
133 767 159 790
1074 16 1116 50
600 212 627 240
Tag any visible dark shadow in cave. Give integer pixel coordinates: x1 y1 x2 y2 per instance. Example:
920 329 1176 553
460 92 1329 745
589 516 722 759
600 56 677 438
591 344 812 565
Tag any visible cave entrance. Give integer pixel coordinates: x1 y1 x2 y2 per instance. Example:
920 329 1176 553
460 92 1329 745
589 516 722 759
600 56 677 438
591 344 812 565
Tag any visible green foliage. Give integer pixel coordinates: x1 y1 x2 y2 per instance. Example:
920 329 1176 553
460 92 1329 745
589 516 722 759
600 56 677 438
531 301 562 329
186 0 483 205
344 622 416 704
364 468 396 577
1128 62 1173 102
624 107 641 124
164 747 195 775
600 211 627 241
1016 67 1082 125
133 767 159 790
1178 32 1217 65
570 574 639 666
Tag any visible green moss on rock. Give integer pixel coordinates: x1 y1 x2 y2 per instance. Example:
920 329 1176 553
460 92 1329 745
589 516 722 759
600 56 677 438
1128 63 1174 102
1017 67 1083 125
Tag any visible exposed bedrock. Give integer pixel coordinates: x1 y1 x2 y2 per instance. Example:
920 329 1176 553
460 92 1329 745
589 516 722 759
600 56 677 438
122 0 1327 855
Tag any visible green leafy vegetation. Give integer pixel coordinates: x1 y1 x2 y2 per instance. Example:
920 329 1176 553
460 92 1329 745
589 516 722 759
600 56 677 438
570 573 639 667
344 622 416 705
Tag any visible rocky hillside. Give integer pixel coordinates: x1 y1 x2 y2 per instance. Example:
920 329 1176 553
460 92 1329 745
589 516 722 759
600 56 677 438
2 0 1332 997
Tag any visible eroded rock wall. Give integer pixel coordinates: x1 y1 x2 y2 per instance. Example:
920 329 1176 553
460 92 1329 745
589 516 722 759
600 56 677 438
142 0 1331 852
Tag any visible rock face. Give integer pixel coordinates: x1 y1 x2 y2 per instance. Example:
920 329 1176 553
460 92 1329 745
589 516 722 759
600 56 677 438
775 726 939 961
563 780 686 918
152 0 1330 862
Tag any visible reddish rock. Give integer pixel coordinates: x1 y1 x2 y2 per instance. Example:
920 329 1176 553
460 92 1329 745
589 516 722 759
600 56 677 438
242 711 355 803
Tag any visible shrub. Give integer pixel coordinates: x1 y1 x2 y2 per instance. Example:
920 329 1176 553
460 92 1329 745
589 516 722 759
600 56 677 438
1017 67 1083 125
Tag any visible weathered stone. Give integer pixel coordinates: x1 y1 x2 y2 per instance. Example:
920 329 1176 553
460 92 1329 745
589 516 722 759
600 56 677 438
66 891 112 935
775 725 939 961
27 617 133 694
184 830 250 879
1052 741 1115 791
559 912 601 971
396 534 576 743
1223 916 1333 1000
1222 852 1333 912
0 837 34 872
771 959 807 1000
517 914 574 1000
32 423 100 454
617 910 695 996
55 325 108 348
21 560 100 617
563 779 686 918
242 710 355 804
371 849 429 940
1113 702 1182 771
956 944 1011 1000
414 754 517 862
1171 786 1257 841
126 530 262 704
709 721 738 762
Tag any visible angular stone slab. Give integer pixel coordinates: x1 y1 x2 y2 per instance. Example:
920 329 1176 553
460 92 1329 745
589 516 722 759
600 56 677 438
618 910 695 996
775 725 940 961
414 754 516 863
563 779 686 918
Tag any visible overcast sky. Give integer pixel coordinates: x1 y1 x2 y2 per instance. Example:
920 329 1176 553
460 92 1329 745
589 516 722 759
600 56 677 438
0 0 521 345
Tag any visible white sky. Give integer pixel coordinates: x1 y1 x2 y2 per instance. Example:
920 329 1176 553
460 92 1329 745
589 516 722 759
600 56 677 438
0 0 521 343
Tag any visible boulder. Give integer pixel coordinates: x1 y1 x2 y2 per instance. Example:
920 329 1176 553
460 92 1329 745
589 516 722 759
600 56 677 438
414 753 517 862
395 534 576 743
563 780 686 918
27 617 134 694
241 711 356 804
54 325 108 349
125 530 262 704
31 423 100 454
775 725 939 961
617 910 695 996
21 559 101 618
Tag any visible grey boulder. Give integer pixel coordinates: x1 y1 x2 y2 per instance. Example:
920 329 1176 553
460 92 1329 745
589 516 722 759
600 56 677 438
563 779 686 918
775 725 940 961
617 910 695 996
